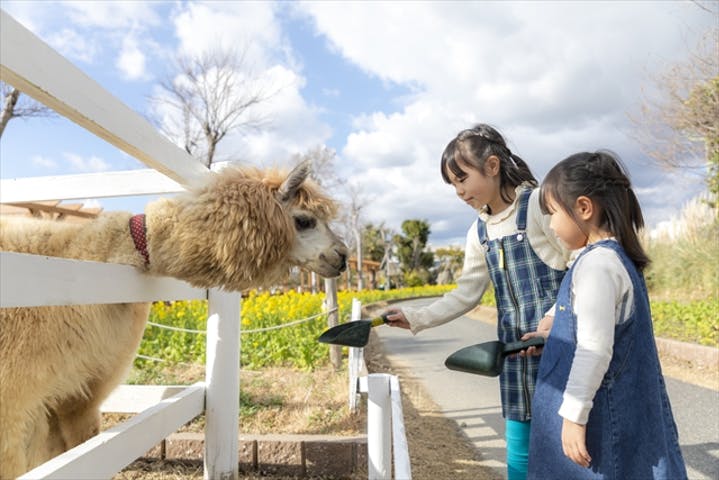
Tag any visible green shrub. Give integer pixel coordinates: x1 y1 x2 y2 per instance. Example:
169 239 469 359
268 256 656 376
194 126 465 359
651 298 719 347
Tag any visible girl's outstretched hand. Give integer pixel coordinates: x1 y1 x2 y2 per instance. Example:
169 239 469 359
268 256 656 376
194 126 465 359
519 314 553 357
561 418 591 468
383 309 411 329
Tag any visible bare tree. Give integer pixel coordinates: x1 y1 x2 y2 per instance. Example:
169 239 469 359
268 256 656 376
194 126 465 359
336 183 367 290
629 21 718 209
1 82 57 139
152 47 280 167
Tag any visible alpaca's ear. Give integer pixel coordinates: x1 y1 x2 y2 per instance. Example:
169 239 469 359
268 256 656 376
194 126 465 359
277 160 311 204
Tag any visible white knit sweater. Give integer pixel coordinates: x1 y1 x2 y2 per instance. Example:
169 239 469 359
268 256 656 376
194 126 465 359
559 241 634 425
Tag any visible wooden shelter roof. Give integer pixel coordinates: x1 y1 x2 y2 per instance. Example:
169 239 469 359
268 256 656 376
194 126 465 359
0 201 102 221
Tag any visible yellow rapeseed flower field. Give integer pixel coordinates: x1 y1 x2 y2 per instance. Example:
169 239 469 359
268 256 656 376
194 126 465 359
138 285 461 370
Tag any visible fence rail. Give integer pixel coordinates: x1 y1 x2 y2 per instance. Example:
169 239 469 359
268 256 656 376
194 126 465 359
0 169 184 204
19 384 206 480
0 252 205 308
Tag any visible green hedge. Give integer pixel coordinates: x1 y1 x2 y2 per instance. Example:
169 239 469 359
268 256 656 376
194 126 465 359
650 298 718 347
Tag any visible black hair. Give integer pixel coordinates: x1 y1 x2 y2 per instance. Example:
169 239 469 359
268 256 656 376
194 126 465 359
440 123 537 205
539 150 650 271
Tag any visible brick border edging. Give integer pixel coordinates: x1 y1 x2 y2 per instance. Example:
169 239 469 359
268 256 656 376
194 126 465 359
142 432 367 477
655 337 719 369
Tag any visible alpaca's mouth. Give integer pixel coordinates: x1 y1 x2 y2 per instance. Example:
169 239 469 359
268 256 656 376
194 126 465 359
313 249 347 277
318 260 347 277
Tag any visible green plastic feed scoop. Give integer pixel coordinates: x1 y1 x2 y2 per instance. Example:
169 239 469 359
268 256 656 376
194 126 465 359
444 337 545 377
317 314 390 347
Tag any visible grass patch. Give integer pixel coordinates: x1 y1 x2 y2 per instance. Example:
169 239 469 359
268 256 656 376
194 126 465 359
118 362 364 436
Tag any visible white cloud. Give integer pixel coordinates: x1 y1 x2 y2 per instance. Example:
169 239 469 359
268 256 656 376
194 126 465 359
172 2 283 66
31 155 57 169
116 35 147 80
61 0 161 30
63 153 111 173
46 28 98 63
218 65 332 166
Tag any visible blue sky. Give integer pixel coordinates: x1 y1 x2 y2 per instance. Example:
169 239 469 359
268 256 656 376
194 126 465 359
1 1 716 248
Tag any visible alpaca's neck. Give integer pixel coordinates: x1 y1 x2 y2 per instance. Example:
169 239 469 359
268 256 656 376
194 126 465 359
143 196 291 291
0 213 143 266
143 198 184 277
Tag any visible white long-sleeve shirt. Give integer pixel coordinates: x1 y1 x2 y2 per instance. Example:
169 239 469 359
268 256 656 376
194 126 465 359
558 241 634 425
404 185 571 334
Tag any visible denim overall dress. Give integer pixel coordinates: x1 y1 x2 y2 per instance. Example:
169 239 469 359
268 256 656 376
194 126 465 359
528 240 687 479
477 188 565 421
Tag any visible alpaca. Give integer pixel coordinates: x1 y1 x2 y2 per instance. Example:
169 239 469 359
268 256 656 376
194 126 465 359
0 161 348 478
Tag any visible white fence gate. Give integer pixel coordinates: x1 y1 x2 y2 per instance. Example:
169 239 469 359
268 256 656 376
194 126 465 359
1 9 240 479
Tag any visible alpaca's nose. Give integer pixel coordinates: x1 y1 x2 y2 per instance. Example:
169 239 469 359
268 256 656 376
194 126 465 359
337 250 348 272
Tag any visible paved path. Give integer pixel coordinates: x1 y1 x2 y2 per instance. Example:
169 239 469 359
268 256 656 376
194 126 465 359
373 298 719 480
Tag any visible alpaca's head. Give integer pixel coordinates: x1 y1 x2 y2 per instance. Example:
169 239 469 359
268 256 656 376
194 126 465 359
262 160 348 278
162 161 347 290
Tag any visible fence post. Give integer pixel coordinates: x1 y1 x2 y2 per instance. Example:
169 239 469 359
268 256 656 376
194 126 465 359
323 277 341 370
348 298 363 412
390 375 412 479
204 288 240 480
366 373 392 479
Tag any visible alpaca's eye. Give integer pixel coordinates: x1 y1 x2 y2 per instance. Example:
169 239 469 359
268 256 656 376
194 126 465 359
294 215 316 231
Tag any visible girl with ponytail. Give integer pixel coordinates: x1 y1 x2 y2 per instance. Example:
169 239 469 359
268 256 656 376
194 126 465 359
382 123 572 480
527 151 686 479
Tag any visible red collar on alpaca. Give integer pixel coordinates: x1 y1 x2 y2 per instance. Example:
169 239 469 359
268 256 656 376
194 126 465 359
129 214 150 267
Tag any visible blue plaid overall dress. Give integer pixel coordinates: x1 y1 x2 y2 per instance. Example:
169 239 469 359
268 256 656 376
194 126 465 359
528 240 687 479
477 188 565 421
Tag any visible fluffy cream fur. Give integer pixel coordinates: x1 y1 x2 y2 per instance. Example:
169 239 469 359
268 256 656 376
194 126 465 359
0 163 347 478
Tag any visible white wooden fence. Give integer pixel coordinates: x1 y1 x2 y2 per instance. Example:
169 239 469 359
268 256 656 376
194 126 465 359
1 9 411 480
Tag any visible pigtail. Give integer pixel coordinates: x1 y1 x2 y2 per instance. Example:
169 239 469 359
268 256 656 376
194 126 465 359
621 185 650 271
594 151 650 271
507 152 538 188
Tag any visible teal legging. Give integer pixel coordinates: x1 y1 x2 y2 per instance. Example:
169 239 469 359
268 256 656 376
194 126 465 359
506 419 531 480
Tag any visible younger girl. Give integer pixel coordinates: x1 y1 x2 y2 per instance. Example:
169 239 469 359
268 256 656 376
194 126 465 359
527 151 687 479
384 124 571 480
